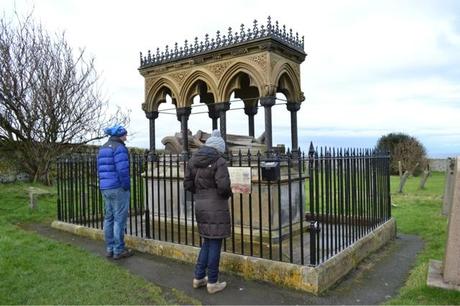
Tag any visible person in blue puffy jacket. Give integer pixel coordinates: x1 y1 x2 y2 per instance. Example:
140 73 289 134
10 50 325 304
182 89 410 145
97 124 133 260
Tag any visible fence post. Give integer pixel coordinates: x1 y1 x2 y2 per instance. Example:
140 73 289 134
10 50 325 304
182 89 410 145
385 152 392 219
308 142 317 265
56 157 62 221
144 150 151 239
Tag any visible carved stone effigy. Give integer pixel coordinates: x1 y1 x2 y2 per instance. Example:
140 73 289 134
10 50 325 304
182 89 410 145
161 130 266 154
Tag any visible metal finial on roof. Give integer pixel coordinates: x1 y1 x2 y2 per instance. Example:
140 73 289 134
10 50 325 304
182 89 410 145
140 17 305 67
205 34 209 48
247 27 252 39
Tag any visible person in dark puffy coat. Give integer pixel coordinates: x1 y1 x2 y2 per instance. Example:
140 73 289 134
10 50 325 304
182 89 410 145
97 124 133 260
184 129 232 294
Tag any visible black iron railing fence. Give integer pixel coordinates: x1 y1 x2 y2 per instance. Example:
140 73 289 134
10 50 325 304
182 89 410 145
56 145 390 266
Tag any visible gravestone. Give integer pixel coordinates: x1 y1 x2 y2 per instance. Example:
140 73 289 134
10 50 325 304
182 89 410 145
28 187 51 209
427 156 460 291
442 158 455 216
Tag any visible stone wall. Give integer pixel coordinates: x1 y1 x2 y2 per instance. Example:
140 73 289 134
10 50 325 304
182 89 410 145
0 155 30 183
429 159 448 172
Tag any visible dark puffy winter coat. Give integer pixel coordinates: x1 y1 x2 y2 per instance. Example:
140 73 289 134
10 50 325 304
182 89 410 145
97 137 130 190
184 146 232 239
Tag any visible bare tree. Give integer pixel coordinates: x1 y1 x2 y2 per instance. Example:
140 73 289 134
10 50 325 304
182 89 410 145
392 137 427 176
0 12 129 184
376 132 427 176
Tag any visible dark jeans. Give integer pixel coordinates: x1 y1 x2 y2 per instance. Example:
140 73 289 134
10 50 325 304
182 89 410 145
194 238 223 283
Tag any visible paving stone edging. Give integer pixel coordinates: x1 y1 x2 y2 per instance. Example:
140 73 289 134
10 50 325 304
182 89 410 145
51 218 396 294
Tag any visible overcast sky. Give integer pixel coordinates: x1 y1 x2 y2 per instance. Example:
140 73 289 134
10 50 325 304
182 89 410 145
2 0 460 157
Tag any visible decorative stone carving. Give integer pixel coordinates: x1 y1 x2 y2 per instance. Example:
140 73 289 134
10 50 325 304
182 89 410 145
250 54 267 72
231 48 248 56
145 77 159 91
170 70 191 86
208 61 231 80
191 58 204 65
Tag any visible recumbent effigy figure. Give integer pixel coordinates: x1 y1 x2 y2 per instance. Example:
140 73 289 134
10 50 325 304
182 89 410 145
161 130 266 154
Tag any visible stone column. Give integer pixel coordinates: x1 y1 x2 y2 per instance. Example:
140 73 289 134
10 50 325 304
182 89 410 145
176 107 191 157
260 96 276 153
244 102 258 137
207 104 219 131
145 111 159 152
286 102 301 152
427 156 460 291
214 102 230 149
443 156 460 284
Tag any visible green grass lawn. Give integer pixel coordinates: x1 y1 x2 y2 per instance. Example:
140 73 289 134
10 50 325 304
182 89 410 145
2 171 460 304
0 182 198 305
387 172 460 305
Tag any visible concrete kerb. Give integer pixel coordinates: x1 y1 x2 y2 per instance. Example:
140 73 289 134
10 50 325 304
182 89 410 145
51 218 396 295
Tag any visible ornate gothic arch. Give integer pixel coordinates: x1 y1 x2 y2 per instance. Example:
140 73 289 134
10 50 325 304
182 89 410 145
218 62 265 102
180 70 218 107
145 77 180 111
272 62 303 102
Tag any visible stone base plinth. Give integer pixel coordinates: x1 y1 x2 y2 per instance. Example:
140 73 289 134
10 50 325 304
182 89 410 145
427 260 460 292
52 217 396 295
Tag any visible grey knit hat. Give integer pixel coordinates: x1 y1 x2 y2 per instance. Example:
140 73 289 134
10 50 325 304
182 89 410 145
205 129 225 154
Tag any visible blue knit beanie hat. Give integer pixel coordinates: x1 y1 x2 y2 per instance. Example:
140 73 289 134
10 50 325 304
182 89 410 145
104 124 127 137
205 129 225 154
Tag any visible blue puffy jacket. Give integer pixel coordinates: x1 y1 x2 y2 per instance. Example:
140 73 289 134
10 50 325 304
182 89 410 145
97 137 130 190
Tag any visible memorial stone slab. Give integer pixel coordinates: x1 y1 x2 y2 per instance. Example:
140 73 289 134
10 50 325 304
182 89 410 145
427 156 460 291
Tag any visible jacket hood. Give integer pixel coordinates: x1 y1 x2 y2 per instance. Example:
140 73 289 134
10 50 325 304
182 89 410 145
189 146 221 168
